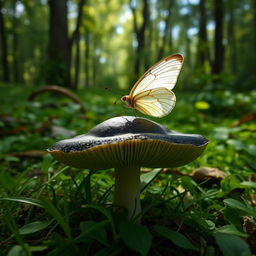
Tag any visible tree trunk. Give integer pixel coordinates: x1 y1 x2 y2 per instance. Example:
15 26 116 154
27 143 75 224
92 52 98 87
12 0 20 83
130 0 149 81
70 0 85 88
142 0 150 70
253 0 256 55
47 0 70 86
157 0 174 60
197 0 211 69
85 33 90 87
70 0 85 50
227 0 237 73
166 26 173 55
251 0 256 81
252 0 256 65
185 27 191 70
212 0 224 75
73 36 80 89
0 0 10 82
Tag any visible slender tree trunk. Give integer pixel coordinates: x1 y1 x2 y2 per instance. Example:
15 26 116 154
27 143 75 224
70 0 85 50
157 0 174 60
130 0 149 81
227 1 237 73
85 33 90 87
142 0 150 70
73 36 80 89
92 52 98 87
197 0 211 68
252 0 256 66
47 0 70 86
0 1 10 82
70 0 85 88
212 0 224 75
253 0 256 56
185 27 191 70
167 26 173 54
12 0 19 82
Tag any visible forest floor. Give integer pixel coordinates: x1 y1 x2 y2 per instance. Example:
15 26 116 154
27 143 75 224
0 83 256 256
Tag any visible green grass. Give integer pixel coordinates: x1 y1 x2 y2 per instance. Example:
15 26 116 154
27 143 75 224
0 83 255 255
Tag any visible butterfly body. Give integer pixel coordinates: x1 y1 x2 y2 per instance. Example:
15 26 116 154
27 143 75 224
122 54 183 118
121 95 135 108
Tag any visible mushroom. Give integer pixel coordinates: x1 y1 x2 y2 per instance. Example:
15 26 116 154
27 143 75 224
48 116 208 221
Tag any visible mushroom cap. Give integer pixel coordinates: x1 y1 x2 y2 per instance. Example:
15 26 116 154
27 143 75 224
48 116 208 170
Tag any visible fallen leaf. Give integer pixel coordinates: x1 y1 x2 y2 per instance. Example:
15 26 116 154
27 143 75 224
191 167 227 184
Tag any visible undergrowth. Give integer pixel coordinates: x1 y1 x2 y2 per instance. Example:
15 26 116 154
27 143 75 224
0 83 255 255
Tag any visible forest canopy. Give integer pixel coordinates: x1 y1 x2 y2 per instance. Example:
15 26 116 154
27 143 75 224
0 0 255 91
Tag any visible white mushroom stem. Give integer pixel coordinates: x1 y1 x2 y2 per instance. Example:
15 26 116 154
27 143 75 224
114 166 141 221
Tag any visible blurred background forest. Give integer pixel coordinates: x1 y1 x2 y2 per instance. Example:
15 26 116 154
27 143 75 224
0 0 256 91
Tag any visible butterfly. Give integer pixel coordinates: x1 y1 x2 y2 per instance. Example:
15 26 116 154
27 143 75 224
121 54 183 118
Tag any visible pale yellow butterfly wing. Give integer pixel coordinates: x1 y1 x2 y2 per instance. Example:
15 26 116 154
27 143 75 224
133 88 176 117
130 54 183 97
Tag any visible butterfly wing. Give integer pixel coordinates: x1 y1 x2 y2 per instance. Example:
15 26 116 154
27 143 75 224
133 88 176 117
130 54 183 97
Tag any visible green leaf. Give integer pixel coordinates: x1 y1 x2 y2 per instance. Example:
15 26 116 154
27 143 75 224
214 233 251 256
84 204 116 237
223 207 243 230
215 224 247 237
223 199 256 218
140 168 162 192
0 197 43 208
227 140 256 156
240 181 256 189
221 175 243 192
154 225 197 250
227 139 245 150
245 144 256 157
222 177 256 191
42 199 71 239
29 245 48 252
7 245 26 256
19 220 52 235
188 215 213 231
75 220 109 245
212 127 230 140
120 221 152 256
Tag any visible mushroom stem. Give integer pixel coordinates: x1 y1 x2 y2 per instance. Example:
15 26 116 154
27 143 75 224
114 166 141 221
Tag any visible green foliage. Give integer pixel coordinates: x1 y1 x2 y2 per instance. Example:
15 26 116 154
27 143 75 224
0 84 255 255
120 221 152 256
154 225 197 250
19 221 53 235
214 233 251 256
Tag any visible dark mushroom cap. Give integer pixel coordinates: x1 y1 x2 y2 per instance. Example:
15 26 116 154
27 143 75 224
48 116 208 170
